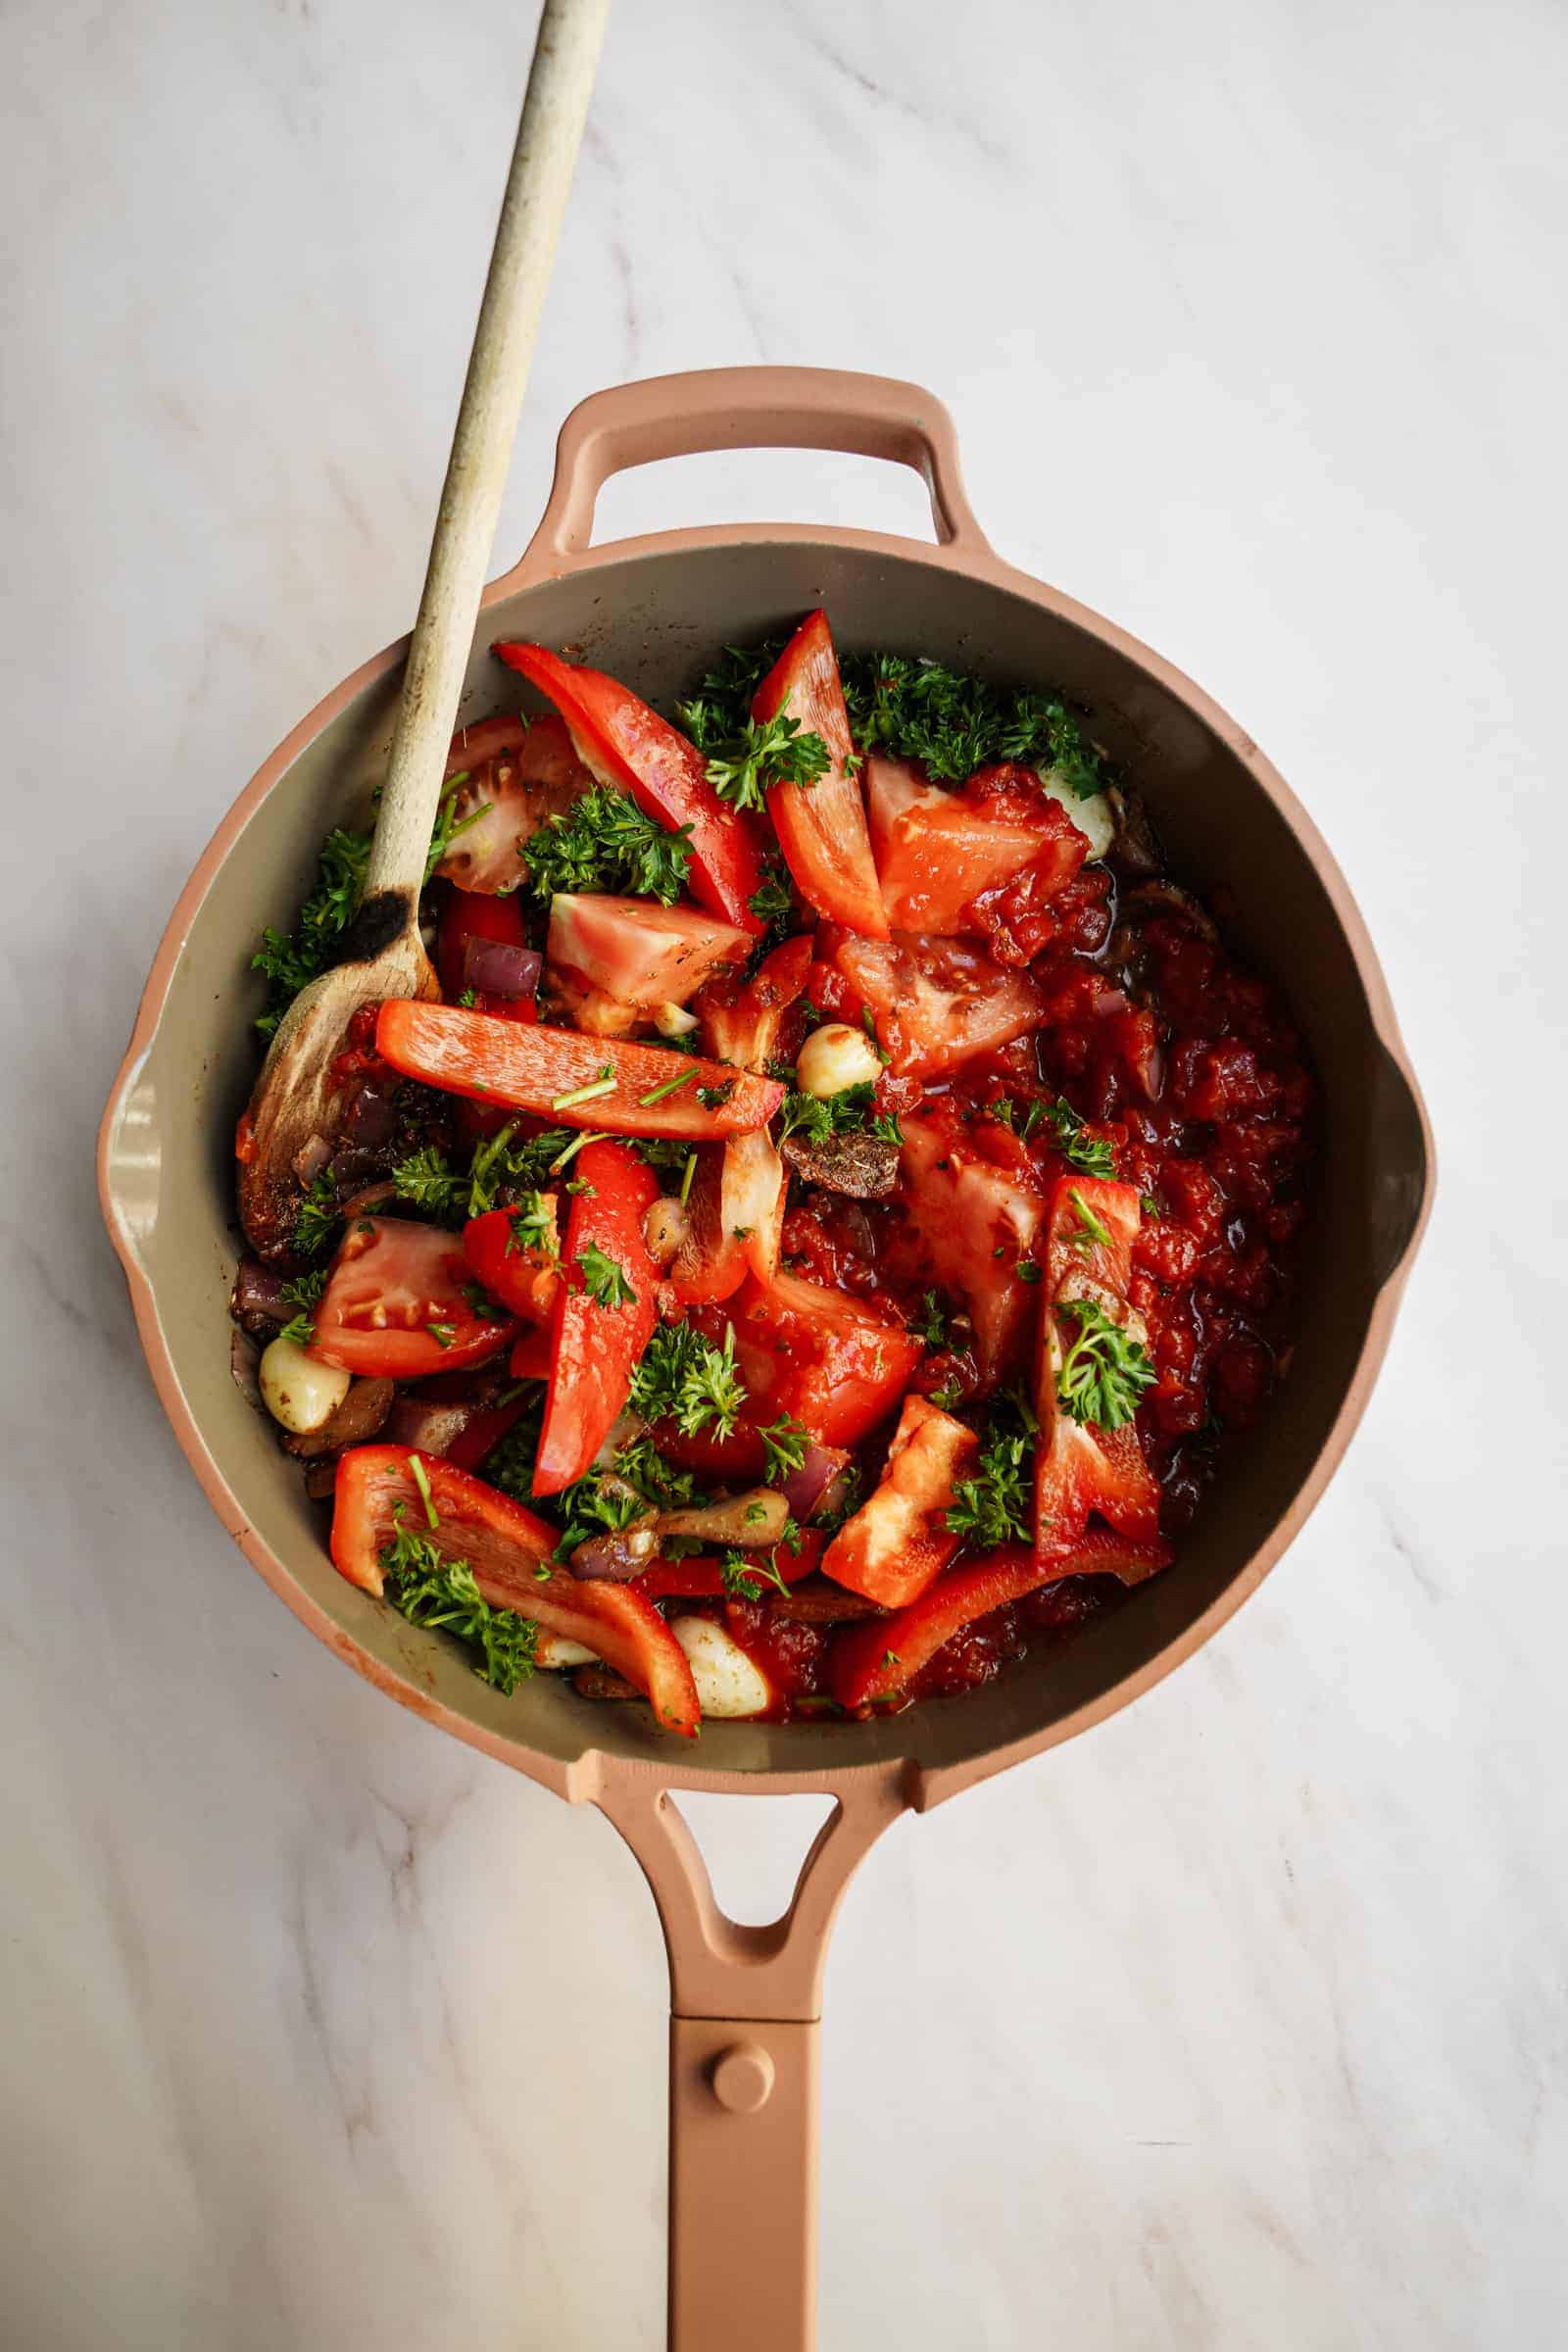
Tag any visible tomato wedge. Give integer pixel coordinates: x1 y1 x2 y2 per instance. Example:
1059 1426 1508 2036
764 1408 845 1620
375 1002 784 1138
311 1217 516 1379
437 713 591 895
462 1200 561 1324
546 893 752 1037
533 1141 661 1497
898 1112 1046 1382
1034 1177 1162 1552
696 934 813 1071
827 1528 1174 1711
865 756 1087 943
494 643 764 931
659 1272 925 1478
751 611 888 936
330 1446 700 1736
832 932 1049 1078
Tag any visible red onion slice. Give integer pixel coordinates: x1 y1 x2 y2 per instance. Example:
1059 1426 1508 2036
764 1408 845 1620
231 1256 296 1328
463 938 542 1001
569 1526 660 1582
779 1441 852 1522
292 1132 333 1187
341 1082 398 1150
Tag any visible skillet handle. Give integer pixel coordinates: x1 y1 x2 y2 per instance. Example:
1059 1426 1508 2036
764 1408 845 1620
596 1770 908 2351
504 366 992 575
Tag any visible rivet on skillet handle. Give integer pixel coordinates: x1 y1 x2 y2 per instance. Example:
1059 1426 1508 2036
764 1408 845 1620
596 1767 910 2352
497 365 995 580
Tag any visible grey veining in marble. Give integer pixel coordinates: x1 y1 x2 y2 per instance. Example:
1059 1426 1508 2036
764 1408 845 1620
3 1 1564 2345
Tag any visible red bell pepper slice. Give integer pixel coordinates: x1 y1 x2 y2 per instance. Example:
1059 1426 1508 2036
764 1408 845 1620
827 1527 1173 1711
375 1002 784 1139
436 886 539 1021
508 1324 554 1381
330 1446 700 1736
494 643 764 932
821 1394 978 1608
751 611 888 937
532 1140 662 1497
1034 1177 1162 1552
462 1200 562 1325
311 1217 517 1380
632 1530 824 1603
442 1393 532 1474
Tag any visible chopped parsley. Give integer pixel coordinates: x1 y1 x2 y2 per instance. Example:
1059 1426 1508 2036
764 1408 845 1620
250 824 371 1040
522 783 693 905
629 1321 746 1438
945 1389 1038 1549
380 1525 539 1693
748 862 796 931
839 652 1106 797
778 1082 875 1144
1055 1298 1154 1431
719 1548 791 1599
700 712 832 812
988 1094 1049 1142
274 1267 328 1348
507 1191 557 1258
576 1244 636 1311
1045 1098 1118 1180
913 1290 948 1349
292 1169 340 1258
757 1413 810 1487
1067 1188 1113 1251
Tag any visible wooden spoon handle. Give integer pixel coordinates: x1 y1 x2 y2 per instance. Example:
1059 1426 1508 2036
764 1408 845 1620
365 0 609 905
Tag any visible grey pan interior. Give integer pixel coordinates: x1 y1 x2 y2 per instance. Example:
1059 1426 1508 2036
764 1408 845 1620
103 535 1430 1793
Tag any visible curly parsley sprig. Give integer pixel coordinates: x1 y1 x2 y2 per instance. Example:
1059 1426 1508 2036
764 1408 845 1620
522 784 693 904
380 1525 539 1693
629 1321 746 1438
1055 1299 1154 1431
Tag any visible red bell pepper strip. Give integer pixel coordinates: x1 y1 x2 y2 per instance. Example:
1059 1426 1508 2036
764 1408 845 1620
463 1201 562 1325
330 1446 700 1736
827 1528 1174 1712
821 1394 977 1608
632 1531 824 1603
494 642 764 932
752 610 888 937
443 1393 531 1474
375 1002 784 1140
1034 1176 1162 1552
508 1324 554 1381
436 885 539 1020
532 1140 661 1497
311 1217 517 1380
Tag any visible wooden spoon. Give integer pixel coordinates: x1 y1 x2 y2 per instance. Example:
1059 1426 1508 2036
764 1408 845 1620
239 0 609 1258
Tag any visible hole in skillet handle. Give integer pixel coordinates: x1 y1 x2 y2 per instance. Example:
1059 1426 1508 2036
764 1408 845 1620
671 1791 840 1931
590 444 947 551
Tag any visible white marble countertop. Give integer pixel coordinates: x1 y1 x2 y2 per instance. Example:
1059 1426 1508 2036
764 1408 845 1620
6 2 1564 2345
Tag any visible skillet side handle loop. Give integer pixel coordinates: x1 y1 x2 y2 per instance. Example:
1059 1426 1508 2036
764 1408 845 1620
507 366 992 577
596 1770 908 2352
